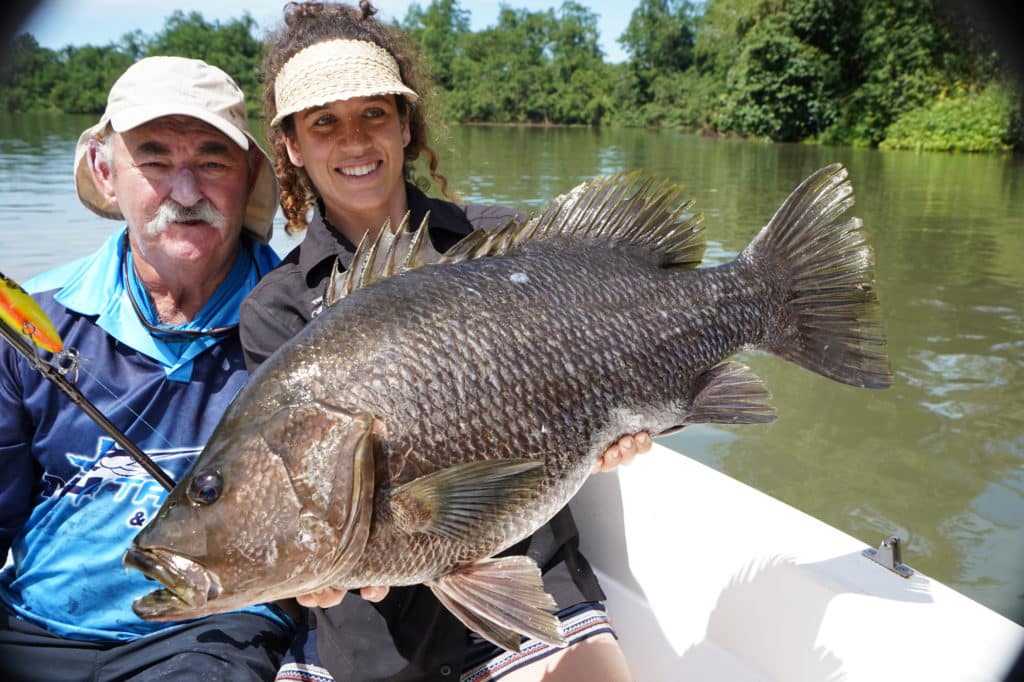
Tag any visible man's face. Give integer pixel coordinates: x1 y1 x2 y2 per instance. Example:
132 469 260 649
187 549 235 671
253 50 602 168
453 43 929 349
96 116 252 273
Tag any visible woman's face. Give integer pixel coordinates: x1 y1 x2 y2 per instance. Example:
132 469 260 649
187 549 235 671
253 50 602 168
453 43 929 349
284 94 411 235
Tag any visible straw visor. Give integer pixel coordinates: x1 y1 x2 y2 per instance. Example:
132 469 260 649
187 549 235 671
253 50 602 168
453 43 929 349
271 39 419 127
74 56 278 243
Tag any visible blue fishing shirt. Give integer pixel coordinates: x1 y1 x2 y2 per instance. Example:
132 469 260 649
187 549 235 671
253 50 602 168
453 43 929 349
0 229 287 641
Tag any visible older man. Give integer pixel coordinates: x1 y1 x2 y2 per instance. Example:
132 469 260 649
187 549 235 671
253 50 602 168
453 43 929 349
0 57 288 680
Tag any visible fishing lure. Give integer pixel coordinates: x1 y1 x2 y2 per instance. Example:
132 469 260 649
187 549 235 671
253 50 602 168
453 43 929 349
0 271 63 353
0 270 172 490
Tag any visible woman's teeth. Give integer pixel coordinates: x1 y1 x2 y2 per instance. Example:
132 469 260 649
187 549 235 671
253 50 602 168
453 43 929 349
341 162 378 177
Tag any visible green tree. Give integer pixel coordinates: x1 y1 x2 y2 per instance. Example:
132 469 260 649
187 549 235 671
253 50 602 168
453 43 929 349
692 0 757 77
551 1 604 74
0 33 59 112
0 2 1017 149
401 0 471 91
145 11 263 116
620 0 696 73
823 0 998 146
880 84 1019 152
717 9 838 141
118 30 148 62
549 2 611 124
619 0 697 105
449 7 556 123
50 44 134 113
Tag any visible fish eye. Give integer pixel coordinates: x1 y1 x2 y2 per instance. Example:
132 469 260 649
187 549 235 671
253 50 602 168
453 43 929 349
188 471 223 505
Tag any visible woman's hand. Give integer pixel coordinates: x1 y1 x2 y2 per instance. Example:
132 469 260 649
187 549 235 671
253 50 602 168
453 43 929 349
592 432 652 473
296 585 389 608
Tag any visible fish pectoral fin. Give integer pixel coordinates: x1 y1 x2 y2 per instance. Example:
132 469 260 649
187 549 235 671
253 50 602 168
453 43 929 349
672 361 777 431
427 556 566 652
389 459 545 542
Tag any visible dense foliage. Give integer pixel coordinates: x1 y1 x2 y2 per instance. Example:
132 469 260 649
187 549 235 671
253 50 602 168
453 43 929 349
0 11 264 116
1 1 1020 152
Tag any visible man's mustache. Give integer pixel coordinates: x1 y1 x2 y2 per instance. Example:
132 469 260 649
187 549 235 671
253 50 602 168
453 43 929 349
145 200 228 235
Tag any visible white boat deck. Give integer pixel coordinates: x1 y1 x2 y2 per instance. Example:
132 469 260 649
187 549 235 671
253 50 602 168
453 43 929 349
570 444 1024 681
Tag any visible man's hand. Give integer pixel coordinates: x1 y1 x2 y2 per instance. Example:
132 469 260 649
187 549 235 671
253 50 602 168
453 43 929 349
296 585 389 608
592 432 652 473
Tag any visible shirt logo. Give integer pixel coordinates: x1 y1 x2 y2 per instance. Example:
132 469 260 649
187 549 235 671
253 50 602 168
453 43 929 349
43 438 199 510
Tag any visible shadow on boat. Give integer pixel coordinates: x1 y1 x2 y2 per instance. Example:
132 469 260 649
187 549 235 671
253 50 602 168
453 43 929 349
570 446 935 681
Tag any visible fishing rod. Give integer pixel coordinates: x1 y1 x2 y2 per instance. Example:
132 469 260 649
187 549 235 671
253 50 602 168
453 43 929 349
0 274 176 491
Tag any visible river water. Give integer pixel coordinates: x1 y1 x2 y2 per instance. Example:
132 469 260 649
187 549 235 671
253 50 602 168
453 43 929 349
1 114 1022 625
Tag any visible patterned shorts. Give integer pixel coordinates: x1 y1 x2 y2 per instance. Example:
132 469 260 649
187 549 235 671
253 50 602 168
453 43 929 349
275 601 616 682
460 602 616 681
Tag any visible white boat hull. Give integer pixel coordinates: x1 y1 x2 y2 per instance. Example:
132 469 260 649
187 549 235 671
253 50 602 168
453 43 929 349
570 444 1024 681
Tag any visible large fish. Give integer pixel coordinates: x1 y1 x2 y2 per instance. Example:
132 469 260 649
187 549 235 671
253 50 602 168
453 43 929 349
124 164 890 651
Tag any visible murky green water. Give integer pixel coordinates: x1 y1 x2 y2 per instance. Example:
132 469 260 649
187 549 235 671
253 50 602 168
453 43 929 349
2 114 1022 624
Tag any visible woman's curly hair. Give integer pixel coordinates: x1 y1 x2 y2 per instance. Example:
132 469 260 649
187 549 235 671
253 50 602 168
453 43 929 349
263 1 451 234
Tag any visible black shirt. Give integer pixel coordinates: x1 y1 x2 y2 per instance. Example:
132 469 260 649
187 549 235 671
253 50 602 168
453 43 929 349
240 184 521 370
239 183 605 681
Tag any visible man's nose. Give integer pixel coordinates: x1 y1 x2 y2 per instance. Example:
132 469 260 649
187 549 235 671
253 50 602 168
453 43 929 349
169 168 201 206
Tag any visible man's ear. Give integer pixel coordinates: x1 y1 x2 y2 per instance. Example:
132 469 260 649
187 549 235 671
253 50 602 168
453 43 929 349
401 117 411 148
283 135 304 167
88 138 118 208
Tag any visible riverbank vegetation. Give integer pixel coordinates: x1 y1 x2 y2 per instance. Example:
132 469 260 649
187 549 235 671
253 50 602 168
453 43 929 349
2 0 1020 152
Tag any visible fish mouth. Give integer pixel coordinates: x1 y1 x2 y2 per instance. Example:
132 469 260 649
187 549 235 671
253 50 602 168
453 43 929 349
123 547 222 620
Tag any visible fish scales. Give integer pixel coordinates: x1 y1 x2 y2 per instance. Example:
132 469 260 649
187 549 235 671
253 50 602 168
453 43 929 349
306 246 711 580
125 165 891 652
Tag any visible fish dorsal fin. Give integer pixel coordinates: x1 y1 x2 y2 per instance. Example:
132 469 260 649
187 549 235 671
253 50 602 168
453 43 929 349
325 174 705 306
441 173 705 268
324 211 448 308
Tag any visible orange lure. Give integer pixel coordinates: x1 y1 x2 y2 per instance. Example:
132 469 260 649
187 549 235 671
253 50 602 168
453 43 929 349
0 272 63 353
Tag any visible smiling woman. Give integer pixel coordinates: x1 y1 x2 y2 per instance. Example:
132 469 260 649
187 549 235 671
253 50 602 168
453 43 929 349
236 2 643 681
261 11 444 240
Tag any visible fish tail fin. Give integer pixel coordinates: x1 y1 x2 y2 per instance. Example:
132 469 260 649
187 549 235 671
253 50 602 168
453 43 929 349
743 164 892 389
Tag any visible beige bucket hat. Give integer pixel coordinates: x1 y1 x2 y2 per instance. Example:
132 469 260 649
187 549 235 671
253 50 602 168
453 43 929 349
73 56 278 243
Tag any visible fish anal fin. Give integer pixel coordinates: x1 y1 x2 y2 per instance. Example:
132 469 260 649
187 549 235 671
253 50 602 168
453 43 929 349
684 361 777 426
428 556 566 652
389 459 545 542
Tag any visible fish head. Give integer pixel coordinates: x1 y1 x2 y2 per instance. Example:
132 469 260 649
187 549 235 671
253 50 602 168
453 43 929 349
125 401 378 620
